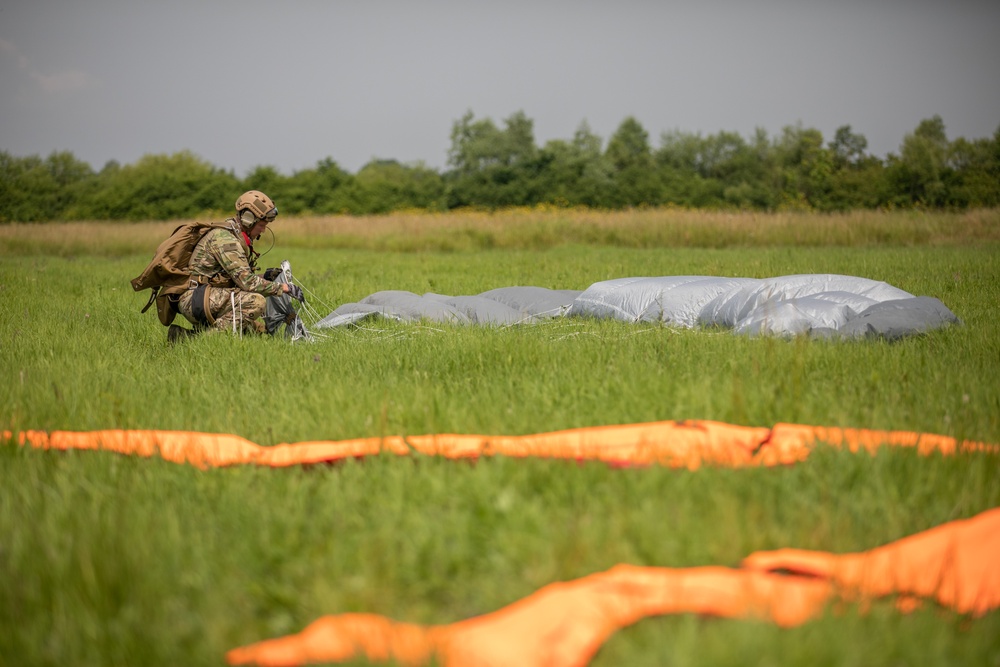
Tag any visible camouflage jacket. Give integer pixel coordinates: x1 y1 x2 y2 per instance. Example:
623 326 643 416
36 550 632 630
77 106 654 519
187 219 283 297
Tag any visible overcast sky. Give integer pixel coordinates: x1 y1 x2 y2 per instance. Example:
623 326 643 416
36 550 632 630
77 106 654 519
2 0 998 177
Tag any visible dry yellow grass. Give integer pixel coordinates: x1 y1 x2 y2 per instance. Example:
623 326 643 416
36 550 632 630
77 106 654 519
2 207 998 257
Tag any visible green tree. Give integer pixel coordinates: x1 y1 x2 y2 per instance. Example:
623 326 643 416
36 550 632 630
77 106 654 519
335 160 446 214
448 111 502 174
655 130 717 207
0 151 95 222
605 116 652 172
279 158 353 214
701 130 773 209
241 165 287 200
533 121 613 207
773 125 834 210
446 110 543 208
605 117 662 207
945 131 1000 208
827 158 890 211
825 126 890 210
655 128 776 209
829 125 869 168
448 110 537 173
891 115 950 206
75 151 237 220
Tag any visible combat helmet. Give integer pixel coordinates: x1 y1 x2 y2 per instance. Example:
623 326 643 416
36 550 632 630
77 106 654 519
235 190 277 230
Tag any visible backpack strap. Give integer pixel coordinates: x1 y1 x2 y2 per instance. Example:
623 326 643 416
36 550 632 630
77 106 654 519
140 286 160 314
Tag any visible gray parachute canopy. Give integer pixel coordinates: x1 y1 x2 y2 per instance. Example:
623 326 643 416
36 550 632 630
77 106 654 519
314 274 959 340
316 286 581 328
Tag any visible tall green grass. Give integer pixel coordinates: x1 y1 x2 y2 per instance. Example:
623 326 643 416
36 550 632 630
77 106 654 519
1 216 999 666
2 244 997 443
2 441 998 666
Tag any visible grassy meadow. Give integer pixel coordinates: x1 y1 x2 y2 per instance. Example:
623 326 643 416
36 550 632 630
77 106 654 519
2 208 999 666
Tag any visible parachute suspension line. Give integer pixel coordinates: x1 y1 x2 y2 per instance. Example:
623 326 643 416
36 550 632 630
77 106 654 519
283 278 332 331
231 291 240 338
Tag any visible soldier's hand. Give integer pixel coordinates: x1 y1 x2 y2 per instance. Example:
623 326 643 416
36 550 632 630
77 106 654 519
286 284 305 303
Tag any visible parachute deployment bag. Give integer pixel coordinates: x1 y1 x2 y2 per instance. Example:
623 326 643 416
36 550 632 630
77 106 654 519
130 221 230 326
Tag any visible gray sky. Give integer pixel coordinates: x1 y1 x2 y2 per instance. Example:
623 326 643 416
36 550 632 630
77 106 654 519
2 0 998 177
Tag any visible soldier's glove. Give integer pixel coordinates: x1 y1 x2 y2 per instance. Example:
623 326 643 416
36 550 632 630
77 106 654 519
263 267 282 281
287 284 305 303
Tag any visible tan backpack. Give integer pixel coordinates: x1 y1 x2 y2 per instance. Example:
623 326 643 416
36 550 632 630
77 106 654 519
130 220 232 326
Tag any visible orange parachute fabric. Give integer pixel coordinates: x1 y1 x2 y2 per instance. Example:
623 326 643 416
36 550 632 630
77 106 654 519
4 420 997 470
226 508 1000 667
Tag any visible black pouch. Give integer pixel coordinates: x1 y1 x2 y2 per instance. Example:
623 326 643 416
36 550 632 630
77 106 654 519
190 284 215 326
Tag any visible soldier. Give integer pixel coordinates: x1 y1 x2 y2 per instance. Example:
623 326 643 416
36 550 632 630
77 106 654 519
169 190 303 342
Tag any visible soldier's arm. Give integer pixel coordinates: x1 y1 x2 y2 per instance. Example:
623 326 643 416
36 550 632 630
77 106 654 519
210 234 285 297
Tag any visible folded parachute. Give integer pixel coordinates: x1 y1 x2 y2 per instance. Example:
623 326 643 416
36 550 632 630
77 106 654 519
315 274 958 339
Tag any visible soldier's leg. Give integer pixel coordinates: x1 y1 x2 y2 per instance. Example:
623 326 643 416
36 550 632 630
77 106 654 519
209 289 267 334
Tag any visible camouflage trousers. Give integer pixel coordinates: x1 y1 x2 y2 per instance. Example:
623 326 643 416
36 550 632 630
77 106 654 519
178 286 267 334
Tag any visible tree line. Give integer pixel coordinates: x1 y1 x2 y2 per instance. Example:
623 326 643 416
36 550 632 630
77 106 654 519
2 112 998 222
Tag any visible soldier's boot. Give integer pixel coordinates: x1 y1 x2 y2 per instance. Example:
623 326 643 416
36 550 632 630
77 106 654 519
167 324 197 344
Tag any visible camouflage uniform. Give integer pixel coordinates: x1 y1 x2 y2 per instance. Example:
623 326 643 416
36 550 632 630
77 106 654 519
177 219 284 334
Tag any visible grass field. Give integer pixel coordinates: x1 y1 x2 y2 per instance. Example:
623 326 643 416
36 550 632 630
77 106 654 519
2 208 999 666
